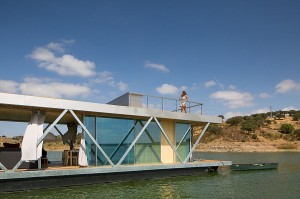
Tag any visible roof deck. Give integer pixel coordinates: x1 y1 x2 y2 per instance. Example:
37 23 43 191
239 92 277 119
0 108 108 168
0 92 221 125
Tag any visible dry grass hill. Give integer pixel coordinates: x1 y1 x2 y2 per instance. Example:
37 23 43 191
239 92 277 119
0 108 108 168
194 115 300 152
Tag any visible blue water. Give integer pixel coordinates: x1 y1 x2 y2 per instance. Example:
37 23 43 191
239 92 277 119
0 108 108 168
2 152 300 199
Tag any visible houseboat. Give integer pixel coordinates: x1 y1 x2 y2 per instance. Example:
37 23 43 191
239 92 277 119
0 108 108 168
0 92 231 192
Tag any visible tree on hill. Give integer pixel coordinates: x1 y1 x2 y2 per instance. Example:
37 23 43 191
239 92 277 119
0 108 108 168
251 113 268 119
226 116 243 126
293 129 300 140
218 115 224 123
275 113 285 120
241 117 258 133
279 123 295 134
292 112 300 121
252 114 266 127
288 110 297 116
207 124 223 135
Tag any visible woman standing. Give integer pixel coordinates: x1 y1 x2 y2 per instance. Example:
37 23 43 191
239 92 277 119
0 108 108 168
180 91 188 113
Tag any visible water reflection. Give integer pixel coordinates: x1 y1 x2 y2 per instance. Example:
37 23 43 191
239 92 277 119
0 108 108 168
2 152 300 199
159 184 175 199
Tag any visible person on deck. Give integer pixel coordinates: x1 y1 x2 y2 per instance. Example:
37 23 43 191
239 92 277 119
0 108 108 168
180 91 188 113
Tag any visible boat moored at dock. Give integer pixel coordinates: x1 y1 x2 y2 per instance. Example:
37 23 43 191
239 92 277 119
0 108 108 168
230 163 278 171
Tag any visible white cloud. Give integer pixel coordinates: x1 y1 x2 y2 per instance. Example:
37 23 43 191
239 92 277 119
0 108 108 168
190 83 198 90
204 80 216 88
92 71 128 92
156 84 179 95
0 80 19 93
29 42 96 77
251 108 270 114
47 42 65 53
259 92 270 99
228 85 236 90
275 79 300 93
180 85 188 91
145 61 169 73
210 90 254 108
281 106 299 111
19 77 91 98
93 71 114 84
116 81 128 92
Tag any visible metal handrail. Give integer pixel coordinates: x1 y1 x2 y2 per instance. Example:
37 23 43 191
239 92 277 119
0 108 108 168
141 94 203 114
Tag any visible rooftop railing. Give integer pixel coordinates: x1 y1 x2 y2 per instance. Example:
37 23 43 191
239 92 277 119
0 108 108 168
141 94 203 115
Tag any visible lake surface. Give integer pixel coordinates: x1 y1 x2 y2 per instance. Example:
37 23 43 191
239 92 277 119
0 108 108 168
2 152 300 199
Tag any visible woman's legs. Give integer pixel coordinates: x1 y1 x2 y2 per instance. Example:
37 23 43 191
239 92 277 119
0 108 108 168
181 104 187 113
183 105 187 113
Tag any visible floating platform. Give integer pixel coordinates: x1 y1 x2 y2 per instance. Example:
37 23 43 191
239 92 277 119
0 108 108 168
1 160 231 192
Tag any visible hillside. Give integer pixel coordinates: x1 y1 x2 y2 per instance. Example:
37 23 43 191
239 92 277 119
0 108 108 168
195 115 300 152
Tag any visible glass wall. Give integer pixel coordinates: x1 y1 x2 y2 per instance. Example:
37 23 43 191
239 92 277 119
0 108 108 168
134 120 161 164
175 123 191 162
96 117 134 165
84 116 96 165
84 116 191 166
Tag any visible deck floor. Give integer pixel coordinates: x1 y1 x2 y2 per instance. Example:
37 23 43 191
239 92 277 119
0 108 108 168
0 159 232 192
1 159 231 175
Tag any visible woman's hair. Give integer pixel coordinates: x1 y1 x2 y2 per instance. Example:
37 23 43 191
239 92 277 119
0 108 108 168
181 91 187 97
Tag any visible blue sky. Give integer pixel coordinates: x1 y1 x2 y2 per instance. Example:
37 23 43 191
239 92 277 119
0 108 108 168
1 0 300 136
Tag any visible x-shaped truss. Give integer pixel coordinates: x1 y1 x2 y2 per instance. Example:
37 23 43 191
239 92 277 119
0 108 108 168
3 109 210 172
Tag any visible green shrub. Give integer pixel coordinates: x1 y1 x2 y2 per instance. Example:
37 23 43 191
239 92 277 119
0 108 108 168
279 123 295 134
294 129 300 135
266 120 272 124
252 114 266 127
207 124 223 135
226 116 243 126
241 117 258 133
261 131 281 140
292 112 300 121
292 129 300 140
204 133 218 142
275 113 285 120
251 134 257 139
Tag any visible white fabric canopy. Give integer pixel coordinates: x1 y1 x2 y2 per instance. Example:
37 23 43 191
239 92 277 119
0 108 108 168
21 111 45 161
78 132 88 166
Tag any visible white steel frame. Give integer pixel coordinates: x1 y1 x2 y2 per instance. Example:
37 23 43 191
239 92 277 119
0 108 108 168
2 109 210 172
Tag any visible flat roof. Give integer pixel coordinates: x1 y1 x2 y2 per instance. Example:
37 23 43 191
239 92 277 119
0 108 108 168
0 92 221 124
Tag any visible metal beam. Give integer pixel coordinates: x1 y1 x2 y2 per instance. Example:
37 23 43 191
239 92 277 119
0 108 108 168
105 121 137 164
54 125 71 146
69 110 115 167
138 121 156 144
175 126 191 150
11 111 68 172
116 117 153 166
11 159 23 172
184 122 210 163
37 109 68 146
0 162 8 172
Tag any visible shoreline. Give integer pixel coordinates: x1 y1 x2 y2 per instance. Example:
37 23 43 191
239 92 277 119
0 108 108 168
195 140 300 152
44 141 300 153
